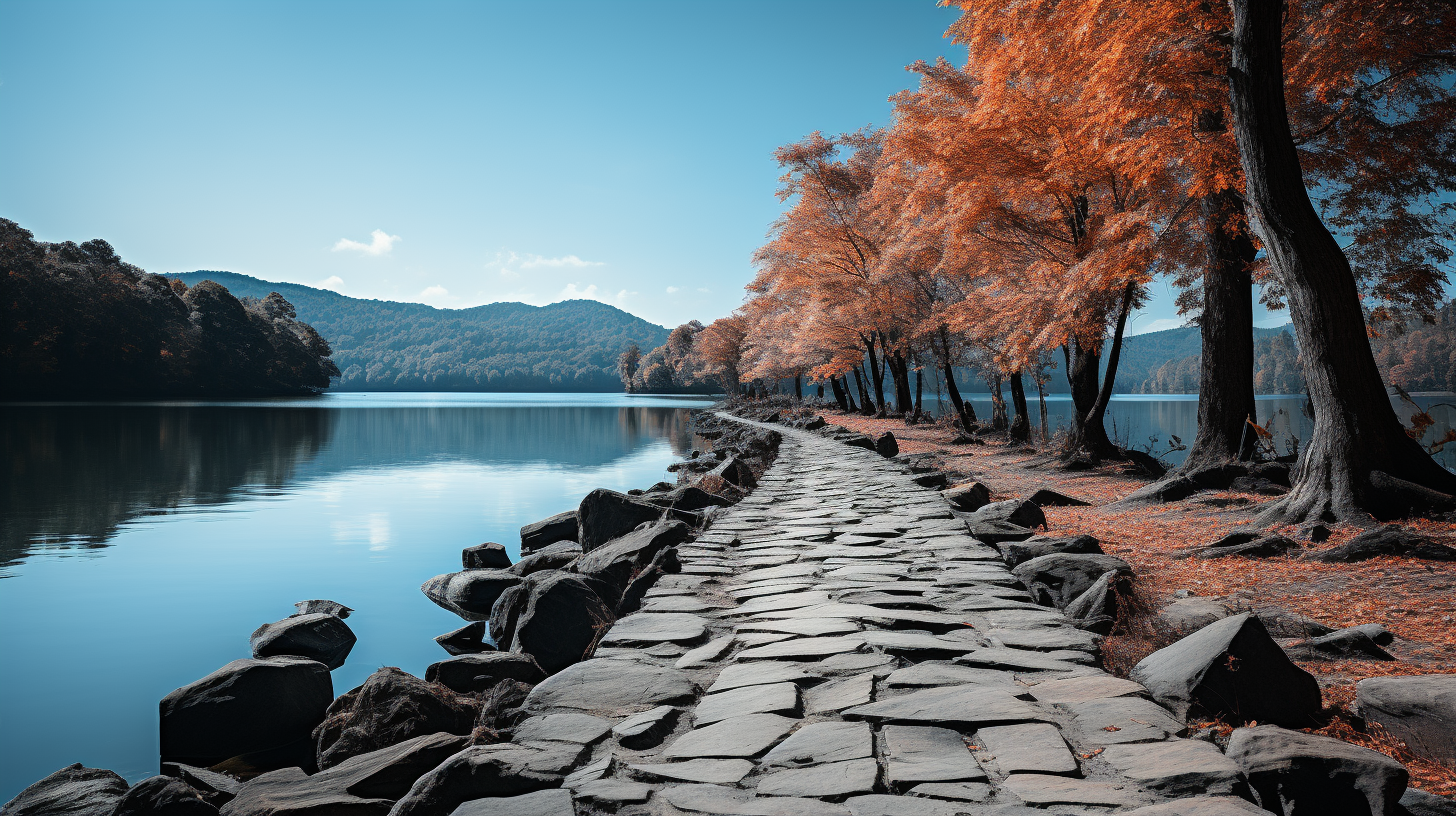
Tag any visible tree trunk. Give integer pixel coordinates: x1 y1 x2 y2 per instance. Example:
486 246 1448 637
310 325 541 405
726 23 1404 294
863 335 886 413
988 371 1008 431
794 374 802 400
852 366 874 415
1009 370 1030 443
816 382 823 399
914 365 923 421
1183 162 1260 470
1079 282 1136 457
1036 376 1050 444
1064 337 1113 455
829 376 850 412
1228 0 1456 521
938 327 977 432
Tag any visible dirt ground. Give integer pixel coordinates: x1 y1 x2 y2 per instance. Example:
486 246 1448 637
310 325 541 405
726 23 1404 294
825 411 1456 794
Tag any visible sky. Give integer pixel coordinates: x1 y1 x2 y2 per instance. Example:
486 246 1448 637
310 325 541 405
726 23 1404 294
1 0 1289 334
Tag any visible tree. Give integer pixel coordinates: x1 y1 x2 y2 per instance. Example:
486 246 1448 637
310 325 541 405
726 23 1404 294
1226 0 1456 521
694 315 748 394
617 344 641 392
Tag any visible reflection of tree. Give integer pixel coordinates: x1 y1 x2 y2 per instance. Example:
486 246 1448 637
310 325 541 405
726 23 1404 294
1 407 333 571
0 405 701 573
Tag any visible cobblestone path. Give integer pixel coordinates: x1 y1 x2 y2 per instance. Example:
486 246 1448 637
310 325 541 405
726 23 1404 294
519 417 1259 815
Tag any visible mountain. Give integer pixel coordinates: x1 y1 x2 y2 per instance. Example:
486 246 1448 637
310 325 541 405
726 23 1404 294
169 271 671 392
1114 322 1296 393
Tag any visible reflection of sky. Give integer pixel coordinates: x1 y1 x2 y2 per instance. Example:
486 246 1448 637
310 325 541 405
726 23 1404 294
0 397 705 801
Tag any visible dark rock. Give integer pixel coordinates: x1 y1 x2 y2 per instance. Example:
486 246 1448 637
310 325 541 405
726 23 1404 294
160 765 241 806
506 541 581 577
1301 524 1332 543
1350 623 1396 646
913 472 949 489
490 571 615 675
1228 476 1288 495
949 434 982 445
805 416 827 430
875 432 899 458
706 456 757 490
841 434 876 451
645 485 732 513
519 510 577 555
1249 461 1291 486
1196 535 1301 560
615 544 681 616
161 657 333 770
1158 597 1231 636
315 667 478 771
965 520 1035 544
462 543 512 570
612 706 681 750
944 483 991 512
0 764 128 816
250 613 356 670
967 499 1047 530
1401 788 1456 816
1186 464 1248 490
1062 569 1132 634
387 744 568 816
434 622 495 656
1290 626 1395 661
1227 724 1408 816
110 776 216 816
476 680 535 737
1253 606 1336 639
425 653 545 694
1130 613 1322 728
1012 552 1133 609
1356 674 1456 764
1151 477 1202 502
572 520 691 602
420 569 521 621
1307 526 1456 563
577 489 672 552
998 535 1103 568
1028 489 1090 507
293 600 352 618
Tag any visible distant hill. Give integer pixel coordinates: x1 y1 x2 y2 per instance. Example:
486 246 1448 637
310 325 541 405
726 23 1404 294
170 271 671 391
1114 322 1295 393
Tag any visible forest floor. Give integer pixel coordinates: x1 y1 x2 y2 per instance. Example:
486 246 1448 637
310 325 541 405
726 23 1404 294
825 411 1456 794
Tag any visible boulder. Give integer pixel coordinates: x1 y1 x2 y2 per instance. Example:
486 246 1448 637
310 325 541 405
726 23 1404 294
1401 789 1456 816
476 680 535 737
944 483 992 512
160 657 334 770
1012 552 1133 609
462 543 512 570
1289 627 1395 661
705 456 757 490
1130 613 1322 728
110 776 217 816
875 432 899 458
998 535 1103 568
387 744 568 816
645 486 732 513
434 622 494 656
1356 675 1456 764
577 489 672 552
1253 606 1335 639
506 541 582 577
572 520 691 602
615 544 681 616
293 600 352 618
425 653 545 694
913 472 949 489
160 765 242 806
519 511 577 555
1309 526 1456 563
420 569 521 621
0 764 128 816
841 434 876 451
1028 489 1090 507
1158 597 1232 637
315 667 479 770
1062 569 1132 634
1226 724 1408 816
967 499 1047 531
490 571 615 675
250 613 356 670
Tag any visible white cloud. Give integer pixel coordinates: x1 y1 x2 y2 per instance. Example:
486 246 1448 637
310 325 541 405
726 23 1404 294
317 275 345 292
1130 317 1186 335
486 250 604 279
666 286 681 294
332 229 401 256
417 285 457 307
522 254 602 269
558 283 631 307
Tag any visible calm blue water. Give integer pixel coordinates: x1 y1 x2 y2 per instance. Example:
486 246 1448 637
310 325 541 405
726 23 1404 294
0 393 714 800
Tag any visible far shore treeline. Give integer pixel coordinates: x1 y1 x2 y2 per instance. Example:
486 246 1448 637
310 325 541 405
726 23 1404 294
1 219 339 399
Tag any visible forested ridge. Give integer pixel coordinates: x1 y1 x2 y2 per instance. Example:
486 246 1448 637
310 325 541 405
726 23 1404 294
1 220 338 399
171 271 671 392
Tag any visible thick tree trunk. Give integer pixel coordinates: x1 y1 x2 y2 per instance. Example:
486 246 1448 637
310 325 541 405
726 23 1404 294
988 371 1008 431
1036 376 1050 444
1183 176 1260 470
816 382 823 399
863 335 886 413
852 366 874 416
1229 0 1456 521
1064 336 1114 455
794 374 802 401
1009 370 1030 443
893 352 914 415
829 376 850 412
1081 282 1136 456
914 366 923 420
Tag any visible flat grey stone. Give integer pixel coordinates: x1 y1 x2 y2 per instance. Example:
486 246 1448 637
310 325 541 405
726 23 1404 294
562 753 611 787
739 618 863 637
756 758 879 798
730 581 820 600
736 632 797 647
816 652 898 677
986 627 1098 651
708 662 814 693
737 635 866 661
1000 773 1138 806
906 782 992 802
859 631 980 657
1026 673 1145 704
1065 697 1187 745
643 595 719 613
526 658 697 712
663 713 798 758
570 778 653 804
1119 797 1268 815
886 662 1017 688
695 682 800 725
511 713 614 744
805 673 875 714
844 685 1047 727
956 647 1088 672
600 612 708 644
883 725 984 787
762 721 874 766
1100 739 1243 795
733 591 835 616
677 635 738 669
975 724 1077 774
845 794 977 816
661 784 853 816
450 788 575 816
628 758 754 784
612 705 680 749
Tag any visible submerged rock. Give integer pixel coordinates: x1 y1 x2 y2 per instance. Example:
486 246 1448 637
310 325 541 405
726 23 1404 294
434 621 494 656
420 569 521 621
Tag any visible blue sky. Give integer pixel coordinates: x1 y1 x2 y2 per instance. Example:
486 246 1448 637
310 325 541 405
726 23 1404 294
1 0 1285 333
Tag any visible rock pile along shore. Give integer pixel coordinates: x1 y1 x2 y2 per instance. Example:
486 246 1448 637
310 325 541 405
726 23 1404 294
5 406 1454 816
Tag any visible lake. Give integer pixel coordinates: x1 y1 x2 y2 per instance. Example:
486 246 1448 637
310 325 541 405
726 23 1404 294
2 390 1453 799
